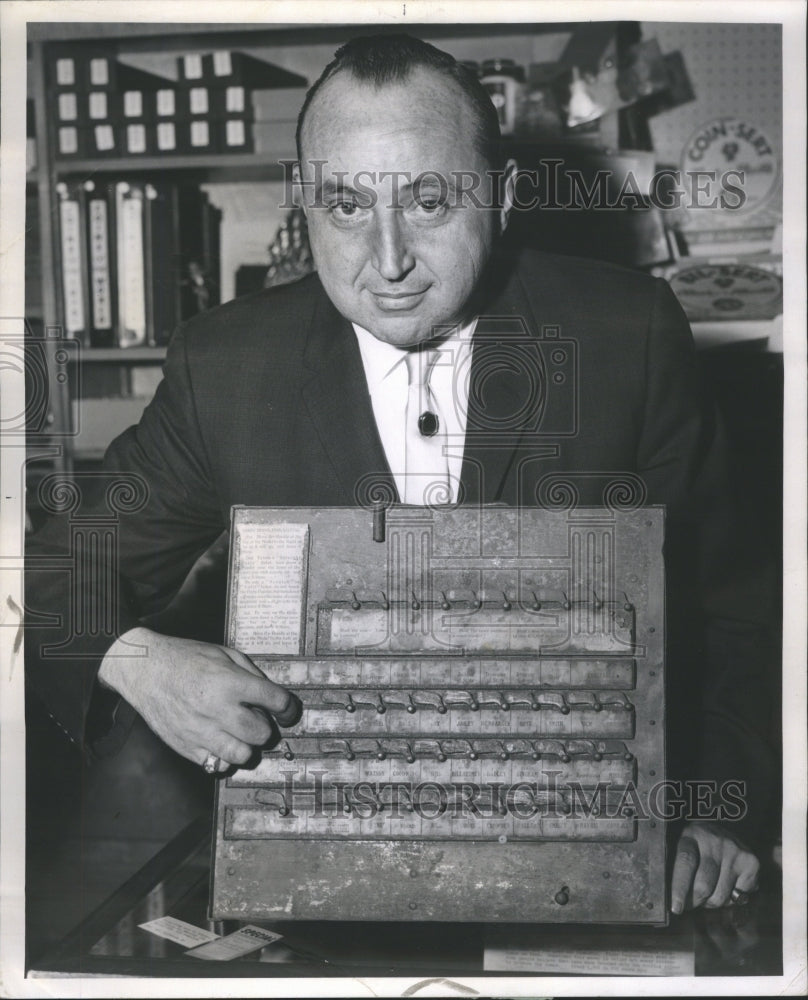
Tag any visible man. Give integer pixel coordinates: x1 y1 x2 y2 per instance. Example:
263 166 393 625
27 33 772 915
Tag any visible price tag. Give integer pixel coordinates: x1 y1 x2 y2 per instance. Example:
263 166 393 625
186 925 283 961
139 916 219 948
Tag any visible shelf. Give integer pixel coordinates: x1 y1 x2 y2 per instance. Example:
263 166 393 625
30 21 587 49
691 316 783 354
72 347 167 363
53 153 293 182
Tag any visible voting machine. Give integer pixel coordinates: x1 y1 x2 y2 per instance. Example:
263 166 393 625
210 504 666 924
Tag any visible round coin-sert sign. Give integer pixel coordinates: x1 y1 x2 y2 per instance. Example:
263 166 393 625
680 117 779 214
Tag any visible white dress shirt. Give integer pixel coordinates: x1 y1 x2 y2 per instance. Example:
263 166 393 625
352 319 476 503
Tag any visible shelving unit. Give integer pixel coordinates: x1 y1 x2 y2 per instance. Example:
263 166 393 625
52 153 291 181
27 19 637 480
70 346 167 363
27 23 313 477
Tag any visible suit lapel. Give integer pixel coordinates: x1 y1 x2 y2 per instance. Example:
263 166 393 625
301 289 398 504
461 256 544 505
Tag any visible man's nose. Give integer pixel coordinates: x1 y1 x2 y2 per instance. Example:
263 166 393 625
370 211 416 281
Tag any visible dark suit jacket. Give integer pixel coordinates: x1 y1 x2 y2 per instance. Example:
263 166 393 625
25 246 778 845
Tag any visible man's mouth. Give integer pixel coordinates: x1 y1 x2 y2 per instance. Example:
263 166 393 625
370 289 429 310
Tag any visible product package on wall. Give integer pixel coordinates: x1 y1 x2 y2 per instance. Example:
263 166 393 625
210 504 666 924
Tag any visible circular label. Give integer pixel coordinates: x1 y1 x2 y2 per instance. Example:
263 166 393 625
670 263 782 319
680 117 779 213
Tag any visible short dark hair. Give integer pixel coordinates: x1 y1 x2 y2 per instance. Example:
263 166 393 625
295 33 502 169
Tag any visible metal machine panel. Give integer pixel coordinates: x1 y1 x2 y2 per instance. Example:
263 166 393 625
211 505 666 924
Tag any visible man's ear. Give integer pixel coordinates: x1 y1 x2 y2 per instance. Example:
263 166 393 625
292 161 307 216
499 158 518 234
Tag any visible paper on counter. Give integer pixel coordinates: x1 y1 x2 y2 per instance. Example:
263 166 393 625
138 916 219 948
186 924 283 961
485 942 694 976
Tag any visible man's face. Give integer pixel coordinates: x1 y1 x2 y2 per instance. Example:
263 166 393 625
298 67 508 347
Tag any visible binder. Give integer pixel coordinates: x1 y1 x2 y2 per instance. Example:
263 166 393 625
143 183 180 346
252 120 298 160
177 50 307 88
87 54 114 88
154 87 178 119
117 63 174 122
175 186 205 318
52 56 77 88
122 122 152 156
56 181 90 344
176 85 212 118
175 187 221 318
250 87 307 122
155 120 178 153
50 51 114 91
83 180 116 348
91 123 121 157
52 55 172 125
178 52 206 83
200 196 222 309
175 118 215 153
220 117 253 152
175 85 252 119
86 89 114 123
202 50 307 88
57 91 79 123
114 182 147 347
189 119 214 151
56 126 83 158
55 124 123 159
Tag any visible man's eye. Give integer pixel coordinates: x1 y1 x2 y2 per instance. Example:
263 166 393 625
331 200 360 217
413 194 448 216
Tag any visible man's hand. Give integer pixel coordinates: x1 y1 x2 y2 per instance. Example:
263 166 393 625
671 821 760 914
98 627 302 770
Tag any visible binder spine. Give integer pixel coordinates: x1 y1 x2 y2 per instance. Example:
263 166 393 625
115 182 147 347
85 181 115 347
143 183 179 346
56 182 90 344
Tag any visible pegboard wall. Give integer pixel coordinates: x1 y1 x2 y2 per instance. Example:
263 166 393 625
643 21 782 167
